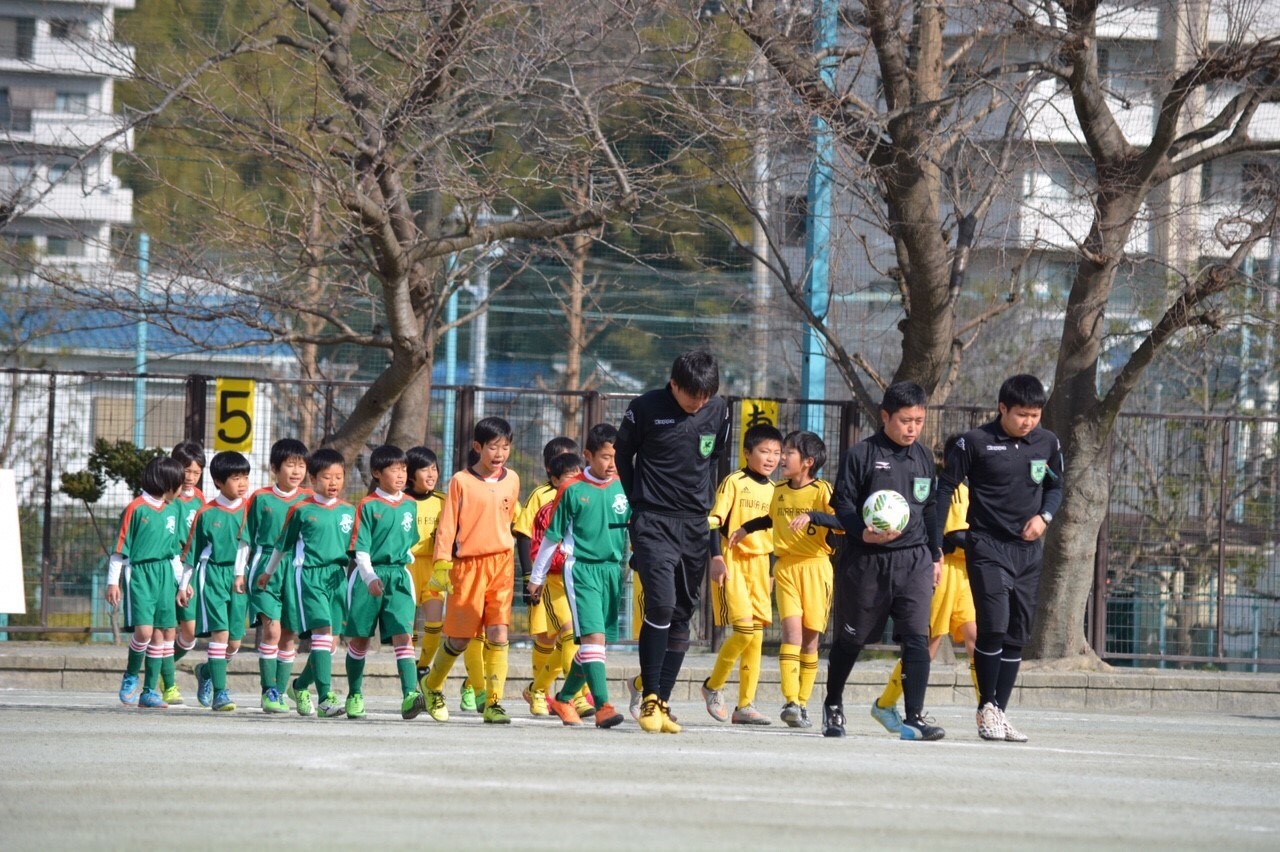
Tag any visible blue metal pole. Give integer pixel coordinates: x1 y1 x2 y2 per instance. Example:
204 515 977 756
133 233 149 447
441 255 459 483
801 0 837 434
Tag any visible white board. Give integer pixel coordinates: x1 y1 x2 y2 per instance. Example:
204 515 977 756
0 470 26 614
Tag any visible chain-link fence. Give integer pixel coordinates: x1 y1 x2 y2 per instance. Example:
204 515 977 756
2 367 1278 671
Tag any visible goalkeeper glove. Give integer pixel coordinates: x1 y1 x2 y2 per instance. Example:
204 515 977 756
428 559 453 593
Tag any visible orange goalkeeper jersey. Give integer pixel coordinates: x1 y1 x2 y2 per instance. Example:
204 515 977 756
433 467 521 560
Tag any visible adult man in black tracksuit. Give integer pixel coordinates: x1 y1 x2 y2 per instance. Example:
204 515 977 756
825 381 945 741
616 349 731 734
936 374 1064 743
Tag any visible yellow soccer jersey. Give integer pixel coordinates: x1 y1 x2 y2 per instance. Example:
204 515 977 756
943 481 970 566
513 481 556 538
410 490 446 566
771 478 841 563
711 469 775 556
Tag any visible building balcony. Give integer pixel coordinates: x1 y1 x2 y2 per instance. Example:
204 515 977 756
0 35 134 79
15 179 132 224
1022 79 1155 145
0 109 131 152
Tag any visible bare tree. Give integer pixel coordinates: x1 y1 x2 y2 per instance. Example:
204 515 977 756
87 1 649 459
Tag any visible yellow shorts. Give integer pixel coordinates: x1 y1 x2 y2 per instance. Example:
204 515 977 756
409 557 445 606
774 557 833 633
529 574 572 637
631 572 643 638
929 553 975 642
711 551 772 627
443 552 514 637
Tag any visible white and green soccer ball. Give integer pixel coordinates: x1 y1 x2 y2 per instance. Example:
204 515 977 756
862 489 910 532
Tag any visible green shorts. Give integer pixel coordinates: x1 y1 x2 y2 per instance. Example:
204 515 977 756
281 564 347 635
193 562 247 640
343 565 415 640
245 546 284 623
123 560 177 630
176 591 197 623
564 560 623 643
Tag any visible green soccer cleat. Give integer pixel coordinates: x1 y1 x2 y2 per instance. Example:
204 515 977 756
317 692 346 718
482 702 511 724
287 682 316 717
401 691 426 721
345 692 365 719
424 688 449 722
261 687 288 714
162 684 184 706
459 684 478 713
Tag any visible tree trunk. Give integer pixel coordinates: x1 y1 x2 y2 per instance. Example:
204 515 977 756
386 356 435 450
1029 413 1109 661
325 346 429 462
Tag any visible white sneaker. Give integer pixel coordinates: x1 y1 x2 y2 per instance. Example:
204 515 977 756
1002 710 1029 742
977 702 1004 740
701 678 728 723
627 674 643 721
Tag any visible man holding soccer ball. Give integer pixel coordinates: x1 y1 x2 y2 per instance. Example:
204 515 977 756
824 381 944 741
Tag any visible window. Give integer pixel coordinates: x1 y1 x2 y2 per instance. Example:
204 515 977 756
49 19 89 40
0 17 35 60
46 236 86 257
47 160 76 182
1241 161 1277 207
783 193 808 245
54 92 89 114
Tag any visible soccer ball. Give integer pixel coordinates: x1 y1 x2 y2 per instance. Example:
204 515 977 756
862 490 910 532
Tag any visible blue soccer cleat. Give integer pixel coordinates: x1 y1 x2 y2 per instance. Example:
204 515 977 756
118 673 141 706
138 689 169 709
195 663 213 708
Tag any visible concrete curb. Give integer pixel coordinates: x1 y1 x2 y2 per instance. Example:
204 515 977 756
3 643 1277 714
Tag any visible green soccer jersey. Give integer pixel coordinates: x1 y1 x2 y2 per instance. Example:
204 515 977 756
241 486 312 549
114 494 182 566
274 497 356 571
184 497 248 568
352 490 419 567
543 474 631 564
173 488 205 550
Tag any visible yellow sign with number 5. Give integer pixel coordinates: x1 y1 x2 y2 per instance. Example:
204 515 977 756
214 378 255 451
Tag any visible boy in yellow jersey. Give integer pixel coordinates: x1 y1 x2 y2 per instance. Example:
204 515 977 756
419 417 521 724
522 452 591 716
406 446 445 676
515 436 590 718
728 430 842 728
701 423 782 725
870 434 978 734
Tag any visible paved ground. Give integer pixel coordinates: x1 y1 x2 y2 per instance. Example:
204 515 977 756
1 690 1278 850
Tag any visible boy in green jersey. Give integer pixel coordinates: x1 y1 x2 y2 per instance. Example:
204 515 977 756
528 424 630 729
180 451 250 712
106 456 186 709
241 438 311 713
257 448 354 718
342 445 425 720
166 441 205 705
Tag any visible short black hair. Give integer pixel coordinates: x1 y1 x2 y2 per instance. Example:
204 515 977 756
743 423 784 452
270 438 309 471
170 441 204 470
474 417 513 445
783 430 826 476
209 451 251 484
307 448 346 478
542 436 580 469
142 456 185 497
406 445 438 480
999 374 1048 409
369 444 407 473
670 349 719 398
881 381 928 414
548 452 584 480
585 423 618 453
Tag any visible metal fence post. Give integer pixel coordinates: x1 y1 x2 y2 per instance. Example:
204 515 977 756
453 386 476 473
1091 432 1113 654
39 374 56 631
1216 419 1230 658
184 375 208 444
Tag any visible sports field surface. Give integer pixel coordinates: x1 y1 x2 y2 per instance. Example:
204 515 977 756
1 689 1278 850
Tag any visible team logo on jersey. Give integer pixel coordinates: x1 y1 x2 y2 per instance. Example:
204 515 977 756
913 477 931 502
612 493 629 515
956 437 965 452
699 434 715 458
340 513 354 534
185 513 197 531
166 516 177 534
1030 460 1047 484
401 511 414 532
